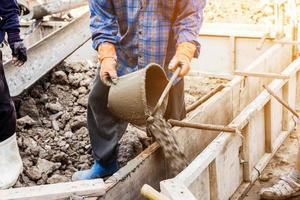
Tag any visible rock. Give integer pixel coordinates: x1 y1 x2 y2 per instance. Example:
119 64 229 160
17 116 37 129
80 78 92 87
46 102 64 113
52 71 68 84
36 158 61 175
78 86 87 95
77 96 88 107
259 173 273 182
70 116 87 131
49 111 64 120
64 131 73 138
26 166 42 181
47 174 69 184
52 120 60 131
22 137 38 149
19 97 39 119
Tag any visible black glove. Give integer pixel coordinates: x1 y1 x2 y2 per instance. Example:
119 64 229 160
7 31 27 66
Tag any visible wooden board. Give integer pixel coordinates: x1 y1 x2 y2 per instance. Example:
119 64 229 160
0 179 106 200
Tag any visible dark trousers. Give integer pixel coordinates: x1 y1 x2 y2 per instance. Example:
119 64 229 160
87 70 186 165
0 50 16 142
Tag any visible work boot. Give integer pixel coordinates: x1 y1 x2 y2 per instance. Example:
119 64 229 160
0 133 23 189
72 160 118 181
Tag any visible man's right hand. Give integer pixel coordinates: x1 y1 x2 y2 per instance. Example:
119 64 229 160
100 57 118 86
98 42 118 86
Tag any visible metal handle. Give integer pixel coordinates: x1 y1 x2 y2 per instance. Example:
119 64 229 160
152 67 181 116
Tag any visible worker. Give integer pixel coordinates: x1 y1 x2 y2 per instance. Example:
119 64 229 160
0 0 27 189
72 0 206 181
260 133 300 199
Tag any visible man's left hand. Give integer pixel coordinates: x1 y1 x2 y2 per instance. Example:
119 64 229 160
10 41 27 67
7 31 27 67
168 42 196 77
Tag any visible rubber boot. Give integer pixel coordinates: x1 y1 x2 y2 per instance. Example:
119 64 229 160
72 160 118 181
0 133 23 189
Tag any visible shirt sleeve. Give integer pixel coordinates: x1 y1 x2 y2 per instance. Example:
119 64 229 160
1 0 20 31
89 0 119 50
172 0 206 58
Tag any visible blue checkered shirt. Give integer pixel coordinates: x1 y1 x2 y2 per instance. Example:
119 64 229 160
90 0 206 76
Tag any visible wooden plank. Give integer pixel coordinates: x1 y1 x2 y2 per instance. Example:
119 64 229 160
160 179 197 200
188 168 210 200
215 135 243 198
0 179 106 200
209 160 219 200
234 71 290 79
264 101 272 153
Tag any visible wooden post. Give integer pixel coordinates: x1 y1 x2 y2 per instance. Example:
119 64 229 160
264 100 273 153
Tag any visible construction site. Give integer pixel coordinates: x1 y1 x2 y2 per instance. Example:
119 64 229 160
1 0 300 199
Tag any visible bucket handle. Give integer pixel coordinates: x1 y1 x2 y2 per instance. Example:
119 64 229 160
152 67 181 116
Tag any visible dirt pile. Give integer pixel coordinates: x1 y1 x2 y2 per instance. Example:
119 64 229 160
13 61 150 187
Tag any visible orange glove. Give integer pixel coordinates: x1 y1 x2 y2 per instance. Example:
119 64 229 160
98 43 118 86
168 42 196 77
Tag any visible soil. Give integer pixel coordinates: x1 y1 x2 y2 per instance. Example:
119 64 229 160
13 61 227 187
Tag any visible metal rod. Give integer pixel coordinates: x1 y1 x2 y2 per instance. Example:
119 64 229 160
186 84 225 113
168 119 236 133
234 71 290 79
263 85 299 118
152 67 181 116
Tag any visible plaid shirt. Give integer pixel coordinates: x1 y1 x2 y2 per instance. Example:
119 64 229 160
90 0 206 76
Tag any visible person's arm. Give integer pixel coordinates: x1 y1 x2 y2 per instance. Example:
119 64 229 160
89 0 119 50
2 0 27 66
89 0 119 86
169 0 206 77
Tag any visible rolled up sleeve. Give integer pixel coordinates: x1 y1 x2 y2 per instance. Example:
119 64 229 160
172 0 206 57
89 0 119 50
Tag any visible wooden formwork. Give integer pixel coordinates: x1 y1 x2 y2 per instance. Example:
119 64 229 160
0 23 295 200
159 50 300 200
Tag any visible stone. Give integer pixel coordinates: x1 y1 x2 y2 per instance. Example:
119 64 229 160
17 115 37 129
47 174 69 184
70 116 87 131
52 70 68 84
52 120 60 131
77 96 88 108
36 158 61 175
19 97 40 119
26 166 42 181
46 102 64 113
